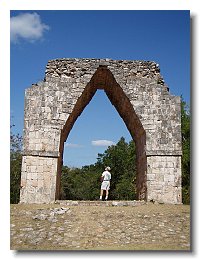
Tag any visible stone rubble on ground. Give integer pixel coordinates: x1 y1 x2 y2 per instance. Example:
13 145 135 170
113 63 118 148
10 203 190 250
32 207 70 221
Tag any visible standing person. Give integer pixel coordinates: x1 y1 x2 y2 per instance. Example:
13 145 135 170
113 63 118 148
99 166 111 201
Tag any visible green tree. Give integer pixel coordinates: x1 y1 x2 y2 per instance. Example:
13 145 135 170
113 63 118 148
10 125 22 204
94 137 136 200
61 137 137 200
61 165 101 200
181 98 190 204
114 177 135 200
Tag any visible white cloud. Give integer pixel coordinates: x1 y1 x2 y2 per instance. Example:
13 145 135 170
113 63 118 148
10 12 50 43
65 143 83 148
91 140 116 147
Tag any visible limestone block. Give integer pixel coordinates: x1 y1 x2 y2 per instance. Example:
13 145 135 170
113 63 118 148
20 179 26 187
60 113 69 121
166 161 174 168
39 158 44 166
38 179 44 188
30 180 38 187
29 132 35 139
164 174 175 182
174 187 182 203
155 173 164 182
27 185 36 194
46 159 52 166
37 165 43 172
20 170 27 180
38 173 44 180
146 174 156 181
29 144 35 150
21 162 27 173
30 166 37 173
31 172 38 180
27 172 32 180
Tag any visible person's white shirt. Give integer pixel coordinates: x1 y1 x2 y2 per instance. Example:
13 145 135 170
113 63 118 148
102 170 111 181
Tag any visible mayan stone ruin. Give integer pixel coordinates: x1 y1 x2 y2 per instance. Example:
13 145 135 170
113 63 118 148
20 58 182 204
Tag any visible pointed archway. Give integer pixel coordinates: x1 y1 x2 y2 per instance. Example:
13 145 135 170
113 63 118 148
55 66 147 200
20 58 182 204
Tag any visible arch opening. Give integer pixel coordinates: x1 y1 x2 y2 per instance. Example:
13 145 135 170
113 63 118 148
56 66 147 201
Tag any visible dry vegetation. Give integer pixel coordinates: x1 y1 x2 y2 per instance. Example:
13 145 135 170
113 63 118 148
10 203 190 251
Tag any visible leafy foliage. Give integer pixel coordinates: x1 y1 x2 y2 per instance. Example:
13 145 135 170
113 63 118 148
61 137 137 200
10 125 22 204
181 98 190 204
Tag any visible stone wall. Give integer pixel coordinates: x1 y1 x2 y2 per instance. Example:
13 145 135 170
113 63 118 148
147 156 182 204
20 58 182 204
20 156 58 203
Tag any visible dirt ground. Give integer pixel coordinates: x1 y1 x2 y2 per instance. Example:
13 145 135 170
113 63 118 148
10 202 190 251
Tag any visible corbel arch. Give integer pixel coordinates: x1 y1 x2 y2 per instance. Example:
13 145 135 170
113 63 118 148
55 66 147 200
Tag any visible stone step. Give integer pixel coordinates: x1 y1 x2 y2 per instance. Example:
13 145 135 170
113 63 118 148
55 200 146 207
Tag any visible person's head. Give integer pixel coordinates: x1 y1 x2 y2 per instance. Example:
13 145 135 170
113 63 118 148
105 166 111 171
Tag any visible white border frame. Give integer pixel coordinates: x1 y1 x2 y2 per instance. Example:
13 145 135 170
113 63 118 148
1 0 199 258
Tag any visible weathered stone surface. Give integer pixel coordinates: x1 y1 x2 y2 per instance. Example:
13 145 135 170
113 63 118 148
10 204 190 250
111 200 146 207
55 200 146 207
32 207 70 221
20 58 182 204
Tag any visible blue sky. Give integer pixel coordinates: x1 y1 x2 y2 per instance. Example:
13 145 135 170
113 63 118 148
10 10 190 167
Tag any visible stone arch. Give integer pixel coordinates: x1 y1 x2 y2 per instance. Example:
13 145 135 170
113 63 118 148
20 58 182 204
55 66 147 200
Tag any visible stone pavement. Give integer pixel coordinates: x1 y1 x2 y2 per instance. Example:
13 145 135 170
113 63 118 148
10 202 190 251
